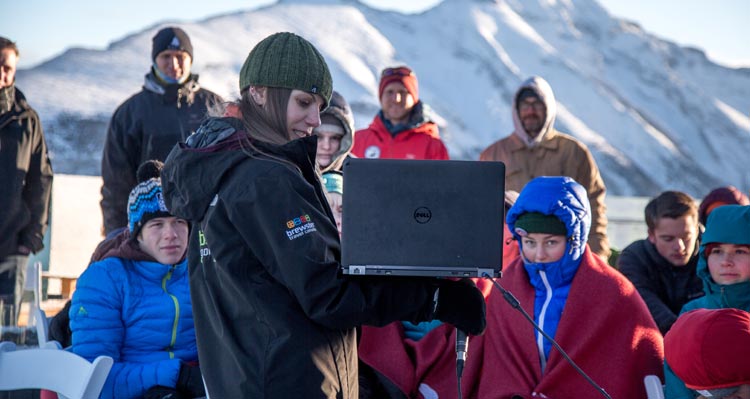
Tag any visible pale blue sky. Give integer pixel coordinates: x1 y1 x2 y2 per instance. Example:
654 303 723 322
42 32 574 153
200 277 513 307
4 0 749 69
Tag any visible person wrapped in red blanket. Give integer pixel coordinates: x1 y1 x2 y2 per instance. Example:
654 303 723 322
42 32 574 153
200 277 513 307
359 177 663 398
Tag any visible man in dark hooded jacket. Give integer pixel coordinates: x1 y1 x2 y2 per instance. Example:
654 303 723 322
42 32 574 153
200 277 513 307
0 37 53 323
100 26 222 235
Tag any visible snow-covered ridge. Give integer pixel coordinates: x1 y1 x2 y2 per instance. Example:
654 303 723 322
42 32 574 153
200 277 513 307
15 0 750 198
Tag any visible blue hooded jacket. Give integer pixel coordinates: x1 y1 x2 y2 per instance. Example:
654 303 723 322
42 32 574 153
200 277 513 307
506 176 590 371
70 242 197 399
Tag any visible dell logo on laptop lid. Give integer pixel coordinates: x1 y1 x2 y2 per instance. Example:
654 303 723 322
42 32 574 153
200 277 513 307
414 207 432 224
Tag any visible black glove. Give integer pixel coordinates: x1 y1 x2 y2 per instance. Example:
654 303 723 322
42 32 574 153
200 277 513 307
434 278 486 336
144 386 187 399
177 363 206 398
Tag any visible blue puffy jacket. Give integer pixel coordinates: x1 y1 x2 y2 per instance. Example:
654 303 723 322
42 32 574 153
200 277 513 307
506 176 590 371
70 250 197 399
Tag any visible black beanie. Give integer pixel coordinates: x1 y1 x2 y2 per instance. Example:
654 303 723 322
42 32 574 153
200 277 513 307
152 27 193 61
514 212 567 236
516 88 541 109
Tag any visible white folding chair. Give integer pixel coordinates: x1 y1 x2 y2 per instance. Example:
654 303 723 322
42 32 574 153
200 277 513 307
24 261 43 309
0 341 113 399
644 374 665 399
32 305 50 346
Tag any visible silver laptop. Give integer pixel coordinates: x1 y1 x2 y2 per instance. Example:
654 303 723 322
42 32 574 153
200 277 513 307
341 158 505 278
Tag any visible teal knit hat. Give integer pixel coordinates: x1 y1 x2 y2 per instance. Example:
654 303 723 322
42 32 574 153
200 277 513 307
239 32 333 108
321 171 343 195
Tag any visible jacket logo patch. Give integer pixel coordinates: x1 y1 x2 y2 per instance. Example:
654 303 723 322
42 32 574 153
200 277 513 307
285 214 317 240
198 229 212 260
364 145 381 159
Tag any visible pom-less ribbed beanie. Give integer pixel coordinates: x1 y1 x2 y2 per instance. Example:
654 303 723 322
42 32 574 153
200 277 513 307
239 32 332 108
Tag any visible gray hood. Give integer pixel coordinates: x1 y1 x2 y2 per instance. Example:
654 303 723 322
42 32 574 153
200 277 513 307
511 76 557 147
318 90 355 172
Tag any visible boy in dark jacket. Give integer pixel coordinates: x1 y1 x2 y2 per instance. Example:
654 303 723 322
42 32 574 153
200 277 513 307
618 191 704 334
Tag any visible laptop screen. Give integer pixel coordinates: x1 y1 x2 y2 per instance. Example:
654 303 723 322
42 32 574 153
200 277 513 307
341 158 505 278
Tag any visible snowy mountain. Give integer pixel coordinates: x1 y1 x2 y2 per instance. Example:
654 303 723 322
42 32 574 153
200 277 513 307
15 0 750 198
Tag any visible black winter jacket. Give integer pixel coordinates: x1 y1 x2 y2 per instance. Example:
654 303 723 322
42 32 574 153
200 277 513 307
617 239 703 334
161 118 438 399
0 86 52 258
100 71 222 234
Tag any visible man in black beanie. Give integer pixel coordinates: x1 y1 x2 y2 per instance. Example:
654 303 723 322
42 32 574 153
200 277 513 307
100 26 222 236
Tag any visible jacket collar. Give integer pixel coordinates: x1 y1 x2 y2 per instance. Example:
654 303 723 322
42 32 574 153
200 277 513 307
697 256 750 309
523 245 583 290
142 70 200 106
0 86 35 130
254 134 319 183
0 84 15 114
507 128 560 152
95 229 188 280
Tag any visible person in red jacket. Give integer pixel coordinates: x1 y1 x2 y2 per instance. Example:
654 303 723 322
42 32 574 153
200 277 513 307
361 177 663 399
351 65 449 160
358 190 519 399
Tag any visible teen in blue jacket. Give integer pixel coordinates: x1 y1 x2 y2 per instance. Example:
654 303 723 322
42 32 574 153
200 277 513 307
70 161 204 399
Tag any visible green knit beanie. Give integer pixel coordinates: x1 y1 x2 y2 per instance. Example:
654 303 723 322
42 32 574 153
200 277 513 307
239 32 333 108
514 212 567 236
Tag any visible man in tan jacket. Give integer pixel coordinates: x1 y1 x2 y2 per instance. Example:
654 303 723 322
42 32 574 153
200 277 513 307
480 76 610 259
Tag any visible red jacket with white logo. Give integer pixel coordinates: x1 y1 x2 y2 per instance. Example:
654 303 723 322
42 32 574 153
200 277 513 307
351 115 449 160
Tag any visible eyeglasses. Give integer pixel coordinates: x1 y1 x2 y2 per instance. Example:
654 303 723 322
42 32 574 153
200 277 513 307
697 386 741 398
381 66 414 78
518 100 546 112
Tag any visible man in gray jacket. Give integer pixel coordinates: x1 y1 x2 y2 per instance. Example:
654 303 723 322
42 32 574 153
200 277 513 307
100 26 222 235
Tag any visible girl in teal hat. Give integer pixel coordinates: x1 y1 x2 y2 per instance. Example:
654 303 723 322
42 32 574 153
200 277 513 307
665 204 750 399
